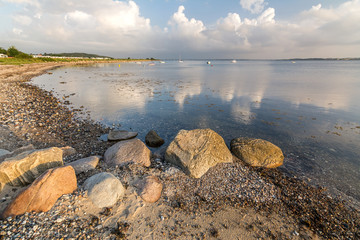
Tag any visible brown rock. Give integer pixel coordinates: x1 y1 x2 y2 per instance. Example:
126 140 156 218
1 166 77 218
230 138 284 168
0 147 64 192
104 139 151 167
136 176 163 203
165 129 233 178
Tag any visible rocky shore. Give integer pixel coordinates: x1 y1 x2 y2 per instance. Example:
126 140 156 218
0 63 359 239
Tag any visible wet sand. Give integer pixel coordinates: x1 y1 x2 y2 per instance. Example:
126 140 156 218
0 62 359 239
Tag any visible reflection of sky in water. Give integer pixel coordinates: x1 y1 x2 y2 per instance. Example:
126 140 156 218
32 60 360 202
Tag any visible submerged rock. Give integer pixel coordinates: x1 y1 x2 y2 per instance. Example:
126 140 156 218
107 130 138 141
83 172 125 208
104 139 151 167
165 129 233 178
1 165 77 218
230 137 284 168
0 147 64 192
145 130 165 148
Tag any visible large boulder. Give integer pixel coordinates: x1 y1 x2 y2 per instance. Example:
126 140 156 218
1 166 77 218
83 172 125 208
136 176 163 203
230 138 284 168
165 129 233 178
66 156 100 175
0 147 63 192
104 139 151 167
145 130 165 148
107 130 138 141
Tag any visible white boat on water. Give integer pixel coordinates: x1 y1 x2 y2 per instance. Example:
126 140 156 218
207 61 211 64
231 59 237 63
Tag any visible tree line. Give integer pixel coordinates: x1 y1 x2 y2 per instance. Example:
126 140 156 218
0 46 32 58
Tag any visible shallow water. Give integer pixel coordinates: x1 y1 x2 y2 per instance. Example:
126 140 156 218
32 60 360 202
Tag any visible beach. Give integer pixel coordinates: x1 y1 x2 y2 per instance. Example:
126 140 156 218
0 62 359 239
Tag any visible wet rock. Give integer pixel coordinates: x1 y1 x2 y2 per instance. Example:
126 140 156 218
1 165 77 218
66 156 100 175
0 147 64 192
230 137 284 168
136 175 163 203
104 139 151 167
165 129 233 178
107 130 138 141
83 172 125 208
145 130 165 147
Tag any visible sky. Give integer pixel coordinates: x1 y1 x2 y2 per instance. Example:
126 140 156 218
0 0 359 59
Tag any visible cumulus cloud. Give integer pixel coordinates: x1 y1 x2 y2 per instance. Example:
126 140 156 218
240 0 266 14
1 0 360 58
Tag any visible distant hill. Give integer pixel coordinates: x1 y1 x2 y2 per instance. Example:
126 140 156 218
44 52 113 59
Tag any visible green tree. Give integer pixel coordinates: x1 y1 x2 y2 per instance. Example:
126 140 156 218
7 46 20 57
0 47 7 54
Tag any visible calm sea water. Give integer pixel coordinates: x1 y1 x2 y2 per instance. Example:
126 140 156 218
32 60 360 203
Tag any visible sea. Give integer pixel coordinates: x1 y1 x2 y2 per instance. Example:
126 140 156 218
32 60 360 204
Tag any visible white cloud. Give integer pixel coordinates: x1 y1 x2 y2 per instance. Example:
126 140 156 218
240 0 266 14
168 6 205 37
1 0 360 59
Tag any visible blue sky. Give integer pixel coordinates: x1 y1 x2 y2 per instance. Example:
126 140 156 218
0 0 359 59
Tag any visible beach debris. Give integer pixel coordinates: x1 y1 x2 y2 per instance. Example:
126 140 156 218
83 172 125 208
145 130 165 148
66 156 100 175
0 147 64 192
1 166 77 219
107 130 138 141
136 175 163 203
104 139 151 167
165 129 233 178
230 138 284 168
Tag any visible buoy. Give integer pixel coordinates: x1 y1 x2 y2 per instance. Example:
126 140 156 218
118 64 121 67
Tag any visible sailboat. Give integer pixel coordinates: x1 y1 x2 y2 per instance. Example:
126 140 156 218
178 55 183 63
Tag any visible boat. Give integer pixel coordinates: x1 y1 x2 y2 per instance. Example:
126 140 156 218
231 59 237 63
207 61 211 64
160 61 165 64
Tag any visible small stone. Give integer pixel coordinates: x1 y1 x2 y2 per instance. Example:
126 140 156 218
107 130 138 141
230 137 284 168
83 172 125 208
0 147 64 192
104 139 151 167
1 166 77 218
66 156 100 175
165 129 233 178
145 130 165 147
136 176 163 203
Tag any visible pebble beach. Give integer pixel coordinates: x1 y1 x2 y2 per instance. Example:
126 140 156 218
0 62 359 239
